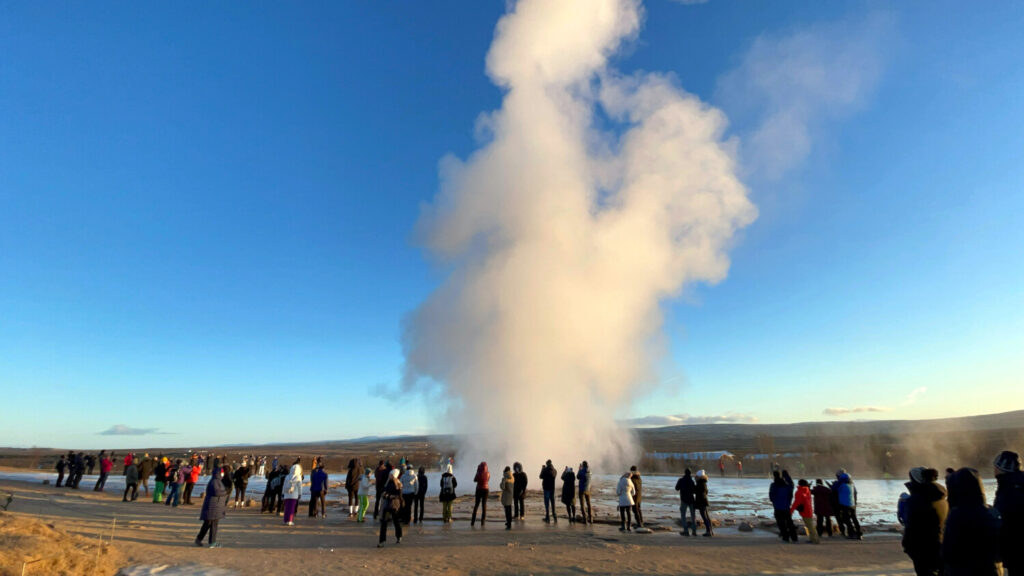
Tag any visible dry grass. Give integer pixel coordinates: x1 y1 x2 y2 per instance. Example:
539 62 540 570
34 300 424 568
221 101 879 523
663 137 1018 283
0 513 123 576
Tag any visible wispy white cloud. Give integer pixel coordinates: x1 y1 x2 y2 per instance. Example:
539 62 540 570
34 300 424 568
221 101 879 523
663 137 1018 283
903 386 927 405
621 413 759 427
99 424 167 436
822 406 890 416
716 11 895 181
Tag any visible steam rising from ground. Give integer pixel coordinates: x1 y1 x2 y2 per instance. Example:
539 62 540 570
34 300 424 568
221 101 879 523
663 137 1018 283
402 0 756 473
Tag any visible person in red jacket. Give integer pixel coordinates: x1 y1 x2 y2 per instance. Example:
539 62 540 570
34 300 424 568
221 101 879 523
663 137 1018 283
791 479 820 543
471 462 490 527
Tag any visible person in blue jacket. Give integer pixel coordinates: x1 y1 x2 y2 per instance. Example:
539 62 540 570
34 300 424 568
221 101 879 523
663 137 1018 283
309 463 328 518
835 469 863 539
769 469 798 542
577 461 593 524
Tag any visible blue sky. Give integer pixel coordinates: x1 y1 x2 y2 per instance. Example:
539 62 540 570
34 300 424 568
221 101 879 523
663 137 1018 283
1 1 1021 448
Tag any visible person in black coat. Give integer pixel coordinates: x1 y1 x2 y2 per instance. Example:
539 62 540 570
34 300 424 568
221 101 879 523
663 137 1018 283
414 467 428 524
994 450 1024 576
540 460 557 523
560 467 577 524
55 455 66 488
512 462 528 520
902 467 948 576
675 468 696 536
378 469 404 547
812 479 836 537
195 463 228 548
941 467 1002 576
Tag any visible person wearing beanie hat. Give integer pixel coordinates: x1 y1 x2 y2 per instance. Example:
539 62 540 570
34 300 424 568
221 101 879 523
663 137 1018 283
439 464 458 523
902 467 947 575
994 450 1024 576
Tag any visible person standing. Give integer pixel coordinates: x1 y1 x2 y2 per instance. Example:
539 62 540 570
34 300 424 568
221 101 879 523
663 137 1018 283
85 453 96 476
232 463 251 508
415 466 428 524
373 460 388 520
770 470 798 542
500 466 515 529
184 458 201 505
811 479 835 537
835 469 863 539
616 471 636 531
71 452 85 489
902 467 947 576
695 470 714 537
282 459 303 526
55 455 66 488
471 461 490 527
400 465 417 524
345 459 360 518
630 466 644 528
195 462 228 548
153 458 168 503
439 464 458 524
942 467 1002 576
378 469 404 547
994 450 1024 576
791 479 819 543
676 468 697 536
540 460 557 523
577 461 593 524
513 462 528 521
137 455 154 497
358 467 373 523
165 459 183 507
123 457 139 502
309 463 328 518
561 466 577 524
94 451 113 492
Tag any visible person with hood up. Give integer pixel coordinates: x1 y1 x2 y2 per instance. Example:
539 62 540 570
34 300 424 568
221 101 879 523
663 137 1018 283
262 465 282 513
561 466 577 524
616 471 636 531
675 468 697 536
812 479 836 537
695 469 714 537
55 455 66 488
513 462 528 520
791 479 819 544
123 457 139 502
153 458 168 503
994 450 1024 576
378 468 404 547
439 464 458 523
577 461 593 524
942 467 1002 576
835 469 863 539
471 461 490 527
902 467 948 576
415 466 428 524
630 466 644 528
195 460 228 548
769 469 798 542
232 463 251 508
358 467 373 522
309 463 328 518
282 459 303 526
500 466 515 529
345 459 360 518
400 465 417 525
540 460 558 523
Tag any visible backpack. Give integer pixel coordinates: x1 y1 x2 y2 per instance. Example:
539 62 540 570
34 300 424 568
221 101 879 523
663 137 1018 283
440 475 456 502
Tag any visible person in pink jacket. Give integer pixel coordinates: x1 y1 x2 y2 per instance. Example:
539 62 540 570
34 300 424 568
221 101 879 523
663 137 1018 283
471 462 490 527
791 479 820 543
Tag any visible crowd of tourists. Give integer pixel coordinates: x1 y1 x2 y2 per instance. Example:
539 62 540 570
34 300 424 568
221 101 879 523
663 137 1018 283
46 448 1024 575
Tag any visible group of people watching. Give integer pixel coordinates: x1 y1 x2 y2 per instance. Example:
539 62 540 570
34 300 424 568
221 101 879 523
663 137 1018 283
765 467 863 544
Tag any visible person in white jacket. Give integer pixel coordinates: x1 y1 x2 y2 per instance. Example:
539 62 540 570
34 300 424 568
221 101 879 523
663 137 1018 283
357 467 373 523
616 472 636 531
400 465 418 525
282 460 303 526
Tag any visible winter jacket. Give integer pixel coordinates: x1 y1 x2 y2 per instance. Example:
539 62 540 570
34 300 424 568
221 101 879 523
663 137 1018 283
125 463 139 484
138 458 155 480
695 477 709 509
513 470 528 497
189 465 201 484
100 458 113 474
902 479 947 559
417 472 428 497
500 471 515 507
835 474 857 507
675 473 695 504
631 472 643 501
811 484 833 516
175 465 187 485
577 465 592 495
359 473 372 496
375 465 388 490
616 474 635 507
540 464 557 491
790 485 813 519
153 461 166 483
345 460 360 492
283 465 303 500
994 470 1024 570
56 459 66 473
311 468 328 493
232 466 249 488
769 478 794 511
200 470 229 521
560 469 576 505
382 476 403 512
942 468 1001 576
439 472 458 502
473 464 490 491
401 469 418 495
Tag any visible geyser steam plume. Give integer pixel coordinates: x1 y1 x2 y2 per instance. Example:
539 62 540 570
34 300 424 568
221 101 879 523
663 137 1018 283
402 0 757 472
